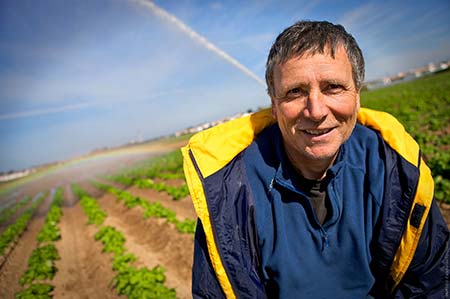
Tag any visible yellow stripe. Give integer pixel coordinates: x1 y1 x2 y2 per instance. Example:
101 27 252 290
184 107 433 295
358 107 434 289
185 109 275 179
357 108 419 166
390 159 434 289
181 145 236 299
181 109 274 299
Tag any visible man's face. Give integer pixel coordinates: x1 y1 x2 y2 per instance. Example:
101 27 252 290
271 45 360 174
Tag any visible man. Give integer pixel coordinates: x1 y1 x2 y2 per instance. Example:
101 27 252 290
182 21 449 298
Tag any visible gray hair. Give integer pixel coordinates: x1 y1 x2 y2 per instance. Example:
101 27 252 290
265 20 365 98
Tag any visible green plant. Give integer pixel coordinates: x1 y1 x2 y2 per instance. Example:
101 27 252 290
15 283 54 299
112 266 176 299
19 244 60 286
95 226 126 255
0 196 32 224
78 192 107 226
361 70 450 202
0 193 46 256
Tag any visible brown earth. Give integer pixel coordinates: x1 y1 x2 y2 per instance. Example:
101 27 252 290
0 141 191 299
52 186 122 299
0 195 36 235
79 181 194 298
0 138 449 299
0 191 53 298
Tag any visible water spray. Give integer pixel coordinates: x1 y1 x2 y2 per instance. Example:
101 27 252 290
132 0 266 87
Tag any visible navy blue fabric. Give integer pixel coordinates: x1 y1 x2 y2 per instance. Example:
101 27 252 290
189 123 450 298
243 124 385 298
392 200 450 299
369 139 420 296
201 153 267 299
192 220 227 298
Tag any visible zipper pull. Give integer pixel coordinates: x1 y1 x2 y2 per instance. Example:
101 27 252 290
321 231 329 250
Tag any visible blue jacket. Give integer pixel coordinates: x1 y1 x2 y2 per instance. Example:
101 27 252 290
182 108 449 299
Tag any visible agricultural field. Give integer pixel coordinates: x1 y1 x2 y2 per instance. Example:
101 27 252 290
361 69 450 204
0 71 448 298
0 138 194 299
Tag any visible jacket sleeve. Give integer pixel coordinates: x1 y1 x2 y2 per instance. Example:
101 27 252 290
393 199 450 298
192 219 226 299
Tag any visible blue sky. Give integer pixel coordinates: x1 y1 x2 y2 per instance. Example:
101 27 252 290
1 0 449 172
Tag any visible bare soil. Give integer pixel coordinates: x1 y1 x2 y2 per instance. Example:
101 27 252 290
52 186 122 299
0 138 448 299
0 192 53 298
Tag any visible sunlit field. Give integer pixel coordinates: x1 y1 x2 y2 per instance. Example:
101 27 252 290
0 72 449 298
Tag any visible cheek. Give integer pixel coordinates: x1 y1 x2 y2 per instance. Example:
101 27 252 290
332 100 359 122
278 102 301 121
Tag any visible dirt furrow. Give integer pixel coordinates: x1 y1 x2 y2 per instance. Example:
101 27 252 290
52 185 123 299
0 192 53 299
89 178 197 221
126 186 196 221
96 192 194 299
0 197 35 235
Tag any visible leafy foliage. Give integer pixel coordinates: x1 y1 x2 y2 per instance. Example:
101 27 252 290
71 185 107 226
113 266 176 299
108 151 185 185
15 283 54 299
94 182 196 234
0 193 46 256
19 244 60 286
0 195 32 224
134 179 189 201
95 226 126 255
37 188 64 243
74 186 177 297
361 70 450 202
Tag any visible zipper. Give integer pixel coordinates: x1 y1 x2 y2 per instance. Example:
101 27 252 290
320 227 329 251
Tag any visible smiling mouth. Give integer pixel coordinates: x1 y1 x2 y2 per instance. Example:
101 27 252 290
302 128 334 136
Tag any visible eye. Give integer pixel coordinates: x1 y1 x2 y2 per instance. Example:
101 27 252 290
285 87 306 99
324 83 344 94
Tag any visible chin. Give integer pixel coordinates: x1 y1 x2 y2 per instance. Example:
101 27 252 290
302 147 340 162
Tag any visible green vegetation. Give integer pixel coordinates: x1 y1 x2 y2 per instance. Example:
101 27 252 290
134 178 189 201
361 70 450 202
0 193 46 256
0 196 32 224
72 184 107 226
15 283 54 299
16 188 64 299
36 188 64 243
108 151 189 201
19 244 60 286
72 185 176 298
94 182 196 234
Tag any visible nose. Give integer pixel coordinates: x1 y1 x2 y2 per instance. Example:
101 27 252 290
304 89 328 121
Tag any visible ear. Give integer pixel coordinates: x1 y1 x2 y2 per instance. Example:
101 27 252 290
271 97 278 120
356 93 360 112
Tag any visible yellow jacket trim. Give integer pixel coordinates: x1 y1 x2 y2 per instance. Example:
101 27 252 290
182 108 275 299
357 108 420 166
390 158 434 289
358 108 434 289
184 107 434 297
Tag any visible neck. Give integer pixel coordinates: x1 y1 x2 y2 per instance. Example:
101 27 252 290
285 150 338 181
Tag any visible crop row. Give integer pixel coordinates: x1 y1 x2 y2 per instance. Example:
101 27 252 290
107 151 185 186
93 182 196 234
0 196 32 224
0 192 47 257
71 184 176 298
15 187 64 299
134 178 189 201
361 70 450 202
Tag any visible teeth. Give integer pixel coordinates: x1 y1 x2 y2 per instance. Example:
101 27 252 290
304 129 332 135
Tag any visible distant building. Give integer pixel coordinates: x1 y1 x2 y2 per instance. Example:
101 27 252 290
0 169 35 182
